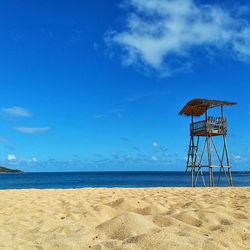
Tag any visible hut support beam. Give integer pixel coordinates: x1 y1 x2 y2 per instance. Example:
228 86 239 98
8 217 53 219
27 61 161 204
186 132 233 187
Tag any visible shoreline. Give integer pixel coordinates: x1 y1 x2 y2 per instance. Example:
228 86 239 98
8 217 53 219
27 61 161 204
0 186 249 191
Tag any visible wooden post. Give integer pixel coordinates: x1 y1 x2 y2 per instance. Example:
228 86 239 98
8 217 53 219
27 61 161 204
206 110 214 187
221 106 224 118
222 105 233 186
223 135 233 186
192 114 194 187
207 136 213 187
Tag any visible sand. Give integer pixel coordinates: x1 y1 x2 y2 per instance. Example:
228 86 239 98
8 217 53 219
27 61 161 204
0 188 249 250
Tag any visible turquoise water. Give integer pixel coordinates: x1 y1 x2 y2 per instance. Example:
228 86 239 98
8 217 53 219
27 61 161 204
0 171 249 189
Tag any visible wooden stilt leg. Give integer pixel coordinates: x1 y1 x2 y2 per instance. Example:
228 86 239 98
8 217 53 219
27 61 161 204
207 136 213 187
228 168 233 186
191 167 194 187
223 135 233 186
200 168 206 187
217 168 222 186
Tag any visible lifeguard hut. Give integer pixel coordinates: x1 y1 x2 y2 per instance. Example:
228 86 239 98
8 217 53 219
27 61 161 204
179 98 236 187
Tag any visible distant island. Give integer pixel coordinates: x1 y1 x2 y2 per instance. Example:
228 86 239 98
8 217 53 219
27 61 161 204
0 166 23 174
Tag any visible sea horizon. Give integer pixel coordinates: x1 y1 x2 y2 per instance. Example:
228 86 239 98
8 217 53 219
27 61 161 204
15 170 250 173
1 171 249 190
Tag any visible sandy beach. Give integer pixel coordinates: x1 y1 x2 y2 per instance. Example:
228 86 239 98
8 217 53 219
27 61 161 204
0 188 249 250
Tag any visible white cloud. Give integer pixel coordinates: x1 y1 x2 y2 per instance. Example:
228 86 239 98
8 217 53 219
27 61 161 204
2 106 31 118
27 157 38 164
8 154 16 161
32 157 38 162
152 155 158 161
15 127 51 134
107 0 250 75
232 154 241 162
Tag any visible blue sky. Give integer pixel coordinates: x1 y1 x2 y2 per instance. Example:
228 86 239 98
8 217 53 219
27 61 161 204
0 0 249 171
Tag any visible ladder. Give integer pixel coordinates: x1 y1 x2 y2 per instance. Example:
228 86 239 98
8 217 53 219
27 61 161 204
186 136 199 171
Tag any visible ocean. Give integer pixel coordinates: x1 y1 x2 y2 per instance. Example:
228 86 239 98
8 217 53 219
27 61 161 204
0 171 249 189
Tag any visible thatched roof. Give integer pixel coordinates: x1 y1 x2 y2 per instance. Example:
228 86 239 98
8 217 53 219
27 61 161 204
179 98 236 117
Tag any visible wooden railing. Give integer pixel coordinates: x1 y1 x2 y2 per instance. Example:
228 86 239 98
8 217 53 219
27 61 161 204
190 117 227 135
